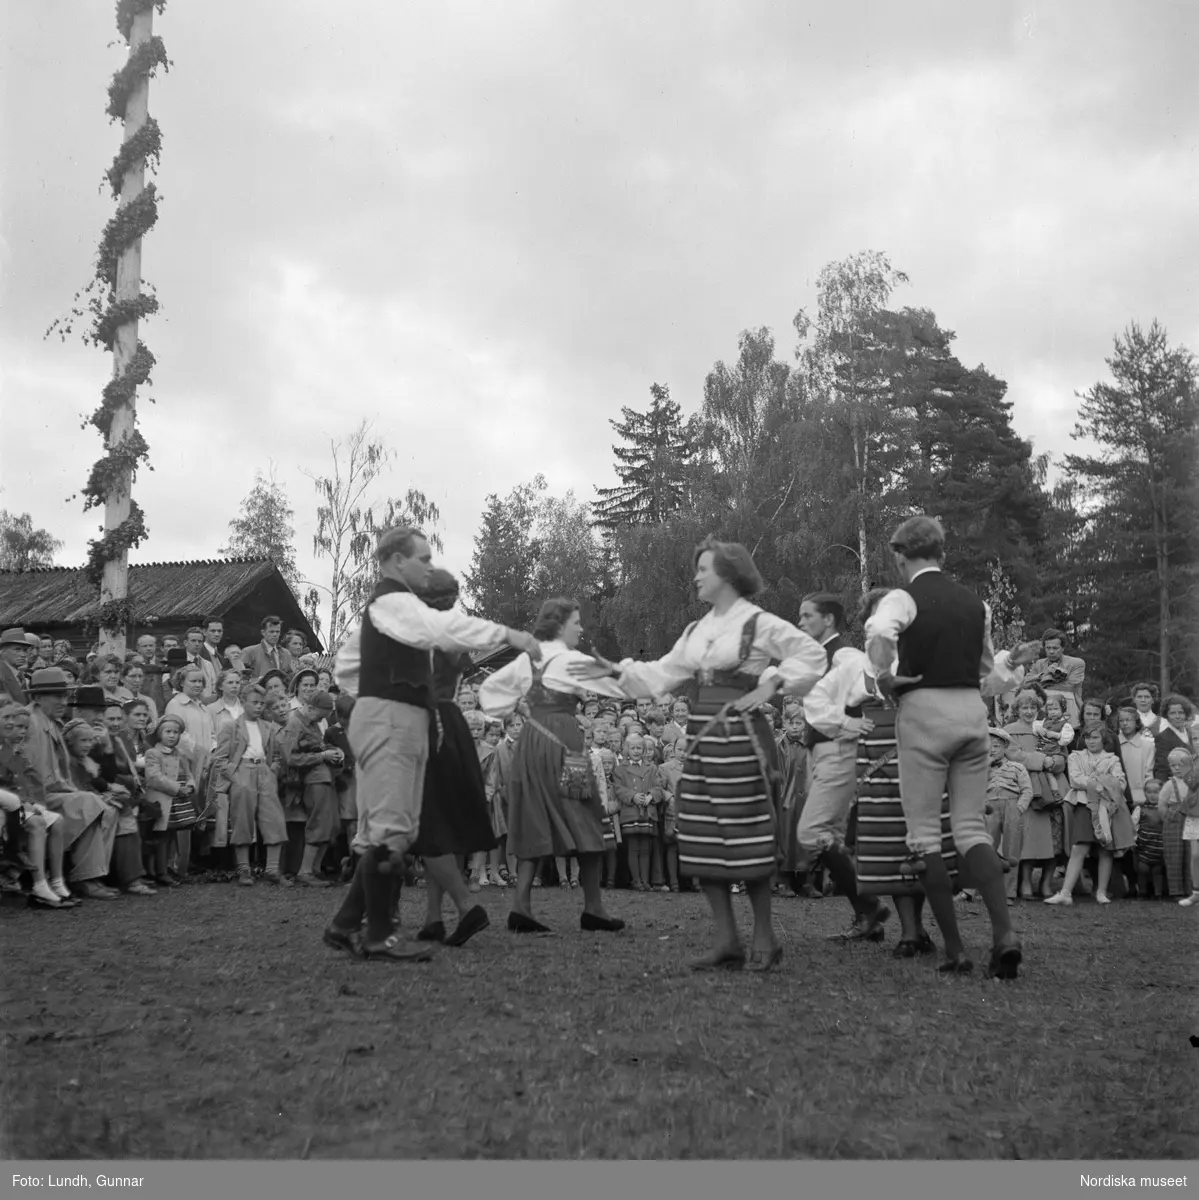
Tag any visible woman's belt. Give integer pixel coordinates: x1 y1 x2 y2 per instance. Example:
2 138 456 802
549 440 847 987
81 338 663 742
694 669 757 691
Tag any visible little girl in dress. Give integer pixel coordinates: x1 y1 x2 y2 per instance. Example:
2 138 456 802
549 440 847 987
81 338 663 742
1033 695 1075 797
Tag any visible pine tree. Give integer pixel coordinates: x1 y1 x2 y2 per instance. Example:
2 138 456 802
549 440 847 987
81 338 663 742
463 478 545 628
593 384 694 528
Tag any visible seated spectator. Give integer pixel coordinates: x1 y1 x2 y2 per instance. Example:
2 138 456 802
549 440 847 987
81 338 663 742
1029 629 1085 726
1154 695 1196 782
23 668 121 900
0 702 78 908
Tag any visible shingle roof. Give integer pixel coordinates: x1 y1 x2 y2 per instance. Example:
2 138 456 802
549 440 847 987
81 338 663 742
0 559 280 628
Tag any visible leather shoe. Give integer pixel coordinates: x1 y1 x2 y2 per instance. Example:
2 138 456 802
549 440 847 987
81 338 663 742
746 945 783 973
937 954 975 975
323 923 363 958
416 921 446 943
445 905 490 947
828 904 891 942
689 946 746 972
986 934 1023 980
74 881 118 900
507 912 552 934
580 912 625 932
360 933 435 962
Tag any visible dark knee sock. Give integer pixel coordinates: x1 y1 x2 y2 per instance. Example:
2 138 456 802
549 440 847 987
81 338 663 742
919 852 964 958
821 843 873 917
962 845 1014 942
333 854 369 932
363 847 397 944
390 872 403 920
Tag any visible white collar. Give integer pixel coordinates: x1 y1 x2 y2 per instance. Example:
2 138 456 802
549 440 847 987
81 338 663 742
909 566 942 583
820 631 839 646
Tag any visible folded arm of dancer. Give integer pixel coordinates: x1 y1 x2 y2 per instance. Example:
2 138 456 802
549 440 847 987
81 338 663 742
477 645 627 719
612 607 826 700
803 647 874 739
335 593 534 697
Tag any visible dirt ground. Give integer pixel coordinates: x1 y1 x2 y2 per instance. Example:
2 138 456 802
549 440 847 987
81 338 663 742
1 880 1195 1160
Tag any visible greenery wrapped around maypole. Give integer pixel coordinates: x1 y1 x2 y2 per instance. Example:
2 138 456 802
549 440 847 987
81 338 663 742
85 0 169 654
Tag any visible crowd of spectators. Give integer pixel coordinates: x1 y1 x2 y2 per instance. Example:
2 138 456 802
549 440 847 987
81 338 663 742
1 614 1196 912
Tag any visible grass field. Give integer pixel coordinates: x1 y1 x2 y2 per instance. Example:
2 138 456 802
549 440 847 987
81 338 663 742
2 880 1196 1160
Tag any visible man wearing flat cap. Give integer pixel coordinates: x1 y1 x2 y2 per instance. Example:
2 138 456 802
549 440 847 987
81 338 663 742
0 628 31 704
864 515 1036 980
23 667 121 899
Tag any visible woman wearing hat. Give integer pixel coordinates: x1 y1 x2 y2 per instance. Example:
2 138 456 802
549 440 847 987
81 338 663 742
22 668 121 899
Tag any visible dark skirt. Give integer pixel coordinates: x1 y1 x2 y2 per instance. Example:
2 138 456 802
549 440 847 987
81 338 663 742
411 703 498 860
677 687 778 884
507 705 605 860
854 705 958 897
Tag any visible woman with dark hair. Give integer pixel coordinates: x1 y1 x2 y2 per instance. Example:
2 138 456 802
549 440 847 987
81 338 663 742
1153 695 1195 782
571 537 826 971
406 568 497 948
1130 681 1162 737
478 596 631 935
1069 697 1109 751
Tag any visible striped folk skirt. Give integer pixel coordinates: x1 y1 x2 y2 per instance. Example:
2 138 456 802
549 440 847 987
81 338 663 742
854 705 958 897
677 688 779 884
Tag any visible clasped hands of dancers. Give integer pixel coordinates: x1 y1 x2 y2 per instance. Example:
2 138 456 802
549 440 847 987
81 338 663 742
324 518 1035 980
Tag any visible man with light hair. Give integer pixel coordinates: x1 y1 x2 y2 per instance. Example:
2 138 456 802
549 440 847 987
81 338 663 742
323 526 542 963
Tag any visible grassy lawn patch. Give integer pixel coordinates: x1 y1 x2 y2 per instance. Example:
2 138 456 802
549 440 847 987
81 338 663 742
2 884 1195 1159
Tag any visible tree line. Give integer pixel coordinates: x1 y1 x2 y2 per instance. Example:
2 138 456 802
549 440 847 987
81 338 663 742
463 252 1198 700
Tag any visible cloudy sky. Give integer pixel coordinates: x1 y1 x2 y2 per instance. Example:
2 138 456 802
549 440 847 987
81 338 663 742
2 1 1196 632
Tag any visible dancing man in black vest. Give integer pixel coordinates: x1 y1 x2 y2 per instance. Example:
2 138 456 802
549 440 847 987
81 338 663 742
865 517 1030 978
324 527 541 963
794 594 890 941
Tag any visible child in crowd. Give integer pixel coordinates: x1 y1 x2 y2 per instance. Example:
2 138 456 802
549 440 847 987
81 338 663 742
467 709 508 889
488 712 523 883
985 728 1032 899
326 693 357 877
614 734 661 891
144 714 195 887
1133 778 1167 899
775 702 815 896
280 690 343 886
1046 723 1130 906
657 736 686 892
210 682 289 887
592 726 620 887
1159 750 1197 906
1033 694 1075 797
100 702 156 896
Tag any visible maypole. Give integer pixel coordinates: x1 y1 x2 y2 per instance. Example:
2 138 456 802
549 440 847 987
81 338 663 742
85 0 169 656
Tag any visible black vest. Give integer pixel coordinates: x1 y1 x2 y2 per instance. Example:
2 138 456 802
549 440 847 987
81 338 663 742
803 634 862 748
895 571 986 697
358 578 434 707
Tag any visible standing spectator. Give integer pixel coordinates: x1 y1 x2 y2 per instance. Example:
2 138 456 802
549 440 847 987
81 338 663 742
135 635 169 718
1029 629 1085 726
1005 689 1067 898
1154 695 1196 782
613 733 661 891
984 728 1031 899
284 630 307 662
143 715 195 887
0 629 30 704
241 616 295 680
775 702 814 896
183 627 218 701
164 665 215 875
200 617 226 674
224 644 247 678
210 682 289 887
94 654 127 704
120 661 158 723
1130 682 1163 737
1116 706 1156 808
1169 758 1199 906
1046 723 1131 906
279 689 342 886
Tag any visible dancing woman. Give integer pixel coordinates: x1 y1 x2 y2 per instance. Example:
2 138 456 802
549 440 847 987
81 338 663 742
571 538 826 971
409 569 498 949
478 597 629 934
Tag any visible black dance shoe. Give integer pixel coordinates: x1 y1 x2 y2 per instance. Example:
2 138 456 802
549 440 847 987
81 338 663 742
507 912 552 934
580 912 625 932
445 905 490 947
